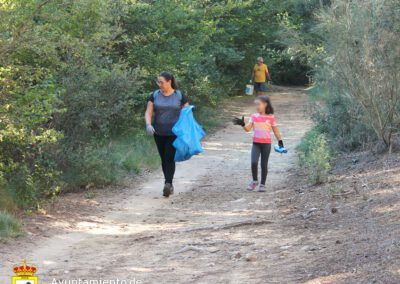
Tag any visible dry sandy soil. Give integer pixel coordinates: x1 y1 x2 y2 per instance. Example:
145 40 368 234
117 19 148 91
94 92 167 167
0 87 399 284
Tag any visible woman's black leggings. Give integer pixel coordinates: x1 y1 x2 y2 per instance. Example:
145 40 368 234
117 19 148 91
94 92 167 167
154 134 176 184
251 143 271 185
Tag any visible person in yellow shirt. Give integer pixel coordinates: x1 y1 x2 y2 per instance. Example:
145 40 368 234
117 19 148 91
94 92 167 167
250 57 271 95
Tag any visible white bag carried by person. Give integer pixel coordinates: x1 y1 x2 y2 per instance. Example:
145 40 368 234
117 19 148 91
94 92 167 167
245 83 254 95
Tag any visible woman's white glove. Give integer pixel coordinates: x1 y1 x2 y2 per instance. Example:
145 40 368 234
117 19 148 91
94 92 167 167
146 124 155 136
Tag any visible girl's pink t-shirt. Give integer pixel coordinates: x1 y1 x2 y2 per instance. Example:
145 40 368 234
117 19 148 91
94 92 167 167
248 113 277 143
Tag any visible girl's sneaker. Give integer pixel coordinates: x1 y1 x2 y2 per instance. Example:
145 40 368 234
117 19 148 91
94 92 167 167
247 181 259 191
258 184 266 192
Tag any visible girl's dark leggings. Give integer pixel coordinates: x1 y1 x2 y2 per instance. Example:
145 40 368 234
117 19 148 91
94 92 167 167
251 142 271 185
154 134 176 184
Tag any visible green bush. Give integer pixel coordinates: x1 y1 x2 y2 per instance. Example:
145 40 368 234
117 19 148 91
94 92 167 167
0 177 16 212
315 0 400 149
0 66 63 208
309 86 377 151
298 129 331 184
61 132 159 189
0 212 22 239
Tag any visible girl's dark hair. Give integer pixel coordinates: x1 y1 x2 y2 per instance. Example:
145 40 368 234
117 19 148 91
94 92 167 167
159 71 178 89
256 95 274 115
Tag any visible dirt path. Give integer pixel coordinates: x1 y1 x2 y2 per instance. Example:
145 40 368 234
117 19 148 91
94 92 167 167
1 88 312 283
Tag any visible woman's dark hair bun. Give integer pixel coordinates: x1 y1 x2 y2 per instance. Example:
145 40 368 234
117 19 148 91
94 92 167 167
159 71 178 89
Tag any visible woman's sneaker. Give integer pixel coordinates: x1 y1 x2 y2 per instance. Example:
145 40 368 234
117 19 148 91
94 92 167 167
258 184 266 192
163 183 174 197
247 181 258 191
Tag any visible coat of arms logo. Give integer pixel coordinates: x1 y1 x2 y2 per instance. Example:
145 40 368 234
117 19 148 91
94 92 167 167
12 260 38 284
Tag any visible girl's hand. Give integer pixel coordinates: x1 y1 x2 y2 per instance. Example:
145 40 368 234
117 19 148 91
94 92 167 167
278 140 284 148
232 116 245 127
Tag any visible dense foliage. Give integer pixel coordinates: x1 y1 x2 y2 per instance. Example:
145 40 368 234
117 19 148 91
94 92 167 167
0 0 312 209
290 0 399 152
315 0 400 151
294 0 399 183
1 0 397 208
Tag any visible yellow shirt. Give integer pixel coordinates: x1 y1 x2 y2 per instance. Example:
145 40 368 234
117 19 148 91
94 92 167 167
253 63 269 83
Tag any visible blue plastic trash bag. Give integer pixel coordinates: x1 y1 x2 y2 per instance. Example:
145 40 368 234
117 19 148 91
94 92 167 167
172 105 205 162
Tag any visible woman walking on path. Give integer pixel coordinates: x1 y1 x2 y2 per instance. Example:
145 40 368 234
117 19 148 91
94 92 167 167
145 72 189 197
233 96 284 192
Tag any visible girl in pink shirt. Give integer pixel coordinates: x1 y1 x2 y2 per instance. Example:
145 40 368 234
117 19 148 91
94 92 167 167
233 96 284 192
